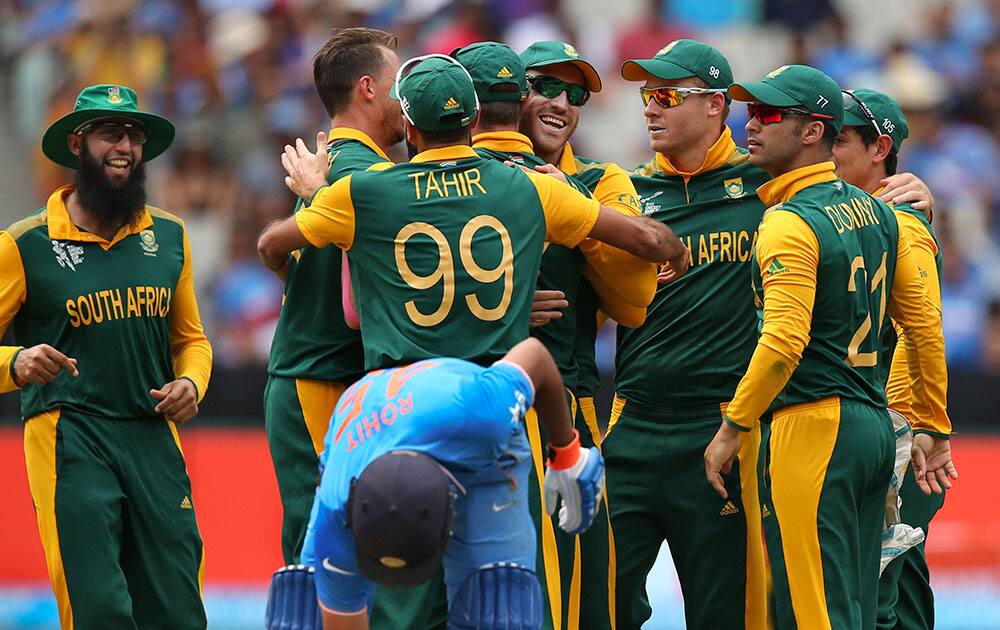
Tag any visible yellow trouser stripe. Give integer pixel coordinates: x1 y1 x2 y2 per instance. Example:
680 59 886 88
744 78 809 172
734 416 768 630
606 395 626 437
525 408 562 630
24 409 73 629
769 398 841 630
296 379 347 456
605 487 617 630
578 397 602 447
566 391 581 630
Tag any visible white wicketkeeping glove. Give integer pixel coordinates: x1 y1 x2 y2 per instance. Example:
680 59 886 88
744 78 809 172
543 431 605 536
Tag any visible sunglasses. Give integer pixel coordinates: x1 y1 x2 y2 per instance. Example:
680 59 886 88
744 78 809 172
75 120 148 145
640 86 727 109
842 90 884 135
527 75 590 106
746 103 834 125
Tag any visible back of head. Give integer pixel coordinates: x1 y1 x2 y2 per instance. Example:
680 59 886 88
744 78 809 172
313 27 398 118
453 42 528 130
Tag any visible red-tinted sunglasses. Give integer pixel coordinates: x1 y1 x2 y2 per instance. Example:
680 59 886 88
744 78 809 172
746 103 834 125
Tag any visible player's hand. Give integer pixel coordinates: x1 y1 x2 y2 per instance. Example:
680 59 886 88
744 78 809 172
281 131 329 201
151 378 199 424
532 163 569 185
530 290 568 328
13 344 78 385
704 421 741 499
544 434 604 535
658 247 691 284
879 172 935 215
911 433 957 495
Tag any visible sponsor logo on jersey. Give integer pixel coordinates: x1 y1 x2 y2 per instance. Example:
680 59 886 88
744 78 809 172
765 257 789 277
139 230 159 256
491 500 515 512
52 240 84 271
724 177 744 198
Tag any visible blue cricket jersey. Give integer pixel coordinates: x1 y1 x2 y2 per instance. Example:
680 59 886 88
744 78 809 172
302 357 535 613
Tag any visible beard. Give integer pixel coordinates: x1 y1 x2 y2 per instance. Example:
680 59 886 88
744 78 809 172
74 143 148 228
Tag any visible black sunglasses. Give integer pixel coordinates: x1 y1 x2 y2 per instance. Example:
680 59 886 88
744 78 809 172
526 75 590 106
842 90 884 135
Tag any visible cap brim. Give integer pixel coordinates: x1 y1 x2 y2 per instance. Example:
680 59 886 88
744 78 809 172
525 58 602 92
354 539 445 588
42 109 175 169
728 81 799 106
621 59 697 82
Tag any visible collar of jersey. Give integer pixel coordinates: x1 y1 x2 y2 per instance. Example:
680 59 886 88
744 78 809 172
756 161 838 206
654 126 736 182
472 131 535 155
47 185 153 249
328 127 391 161
557 143 578 174
410 145 479 163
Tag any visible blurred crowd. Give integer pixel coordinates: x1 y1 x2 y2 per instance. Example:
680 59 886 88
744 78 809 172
2 0 1000 373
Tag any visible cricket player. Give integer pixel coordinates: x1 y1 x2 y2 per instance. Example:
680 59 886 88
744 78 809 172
1 84 212 628
259 54 686 629
265 27 402 566
265 337 605 630
455 40 662 630
834 88 955 630
517 40 661 629
704 65 953 629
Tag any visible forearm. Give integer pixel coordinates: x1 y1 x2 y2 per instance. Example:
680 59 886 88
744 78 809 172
579 242 657 310
724 342 798 430
172 342 212 402
503 338 573 447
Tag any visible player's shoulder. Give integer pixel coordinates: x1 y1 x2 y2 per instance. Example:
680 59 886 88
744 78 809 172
327 138 392 181
147 205 184 227
5 207 49 241
724 150 770 186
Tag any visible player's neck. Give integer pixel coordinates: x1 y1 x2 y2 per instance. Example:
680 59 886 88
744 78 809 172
65 189 126 241
330 113 390 154
663 127 723 173
768 148 831 180
857 168 888 195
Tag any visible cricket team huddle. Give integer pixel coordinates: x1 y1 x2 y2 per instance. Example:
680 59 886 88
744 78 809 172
0 22 957 630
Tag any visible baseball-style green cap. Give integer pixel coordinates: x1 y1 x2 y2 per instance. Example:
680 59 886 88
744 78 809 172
843 88 909 152
729 64 844 133
621 39 733 92
393 56 479 132
520 41 602 92
42 84 175 169
452 42 527 103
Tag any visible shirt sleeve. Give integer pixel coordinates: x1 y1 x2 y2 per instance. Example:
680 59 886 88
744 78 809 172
169 228 213 401
576 165 657 320
295 176 357 250
462 361 535 440
525 170 600 248
307 498 373 614
725 210 818 431
885 218 951 437
0 231 27 393
885 212 941 425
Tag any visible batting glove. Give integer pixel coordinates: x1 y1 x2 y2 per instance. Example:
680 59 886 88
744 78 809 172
543 430 605 536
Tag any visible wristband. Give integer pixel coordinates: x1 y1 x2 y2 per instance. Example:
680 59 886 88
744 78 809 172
546 429 581 470
9 347 25 388
179 376 200 400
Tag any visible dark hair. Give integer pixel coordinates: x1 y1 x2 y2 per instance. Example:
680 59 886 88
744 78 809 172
479 86 523 127
313 27 397 117
795 116 838 153
418 124 472 146
855 123 899 176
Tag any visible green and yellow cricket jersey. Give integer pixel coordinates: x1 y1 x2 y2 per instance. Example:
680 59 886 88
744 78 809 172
295 144 600 370
725 162 949 431
0 186 212 419
267 128 391 383
473 131 591 388
614 128 770 414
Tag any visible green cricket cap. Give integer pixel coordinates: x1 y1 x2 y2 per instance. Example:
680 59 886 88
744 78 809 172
452 42 527 103
729 64 844 133
42 84 175 169
843 88 909 152
393 56 478 132
621 39 733 93
519 41 602 92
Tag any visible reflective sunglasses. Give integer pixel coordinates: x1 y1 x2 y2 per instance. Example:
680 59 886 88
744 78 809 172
640 86 727 109
746 103 834 125
394 53 480 127
74 120 148 145
842 90 884 135
527 75 591 106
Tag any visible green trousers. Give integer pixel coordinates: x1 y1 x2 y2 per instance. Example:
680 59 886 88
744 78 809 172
264 374 346 563
876 464 945 630
762 397 894 630
24 408 206 630
604 397 768 630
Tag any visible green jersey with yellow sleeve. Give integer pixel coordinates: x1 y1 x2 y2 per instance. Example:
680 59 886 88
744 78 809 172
0 186 212 419
267 128 391 383
614 129 770 413
295 144 600 370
